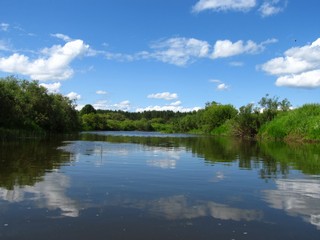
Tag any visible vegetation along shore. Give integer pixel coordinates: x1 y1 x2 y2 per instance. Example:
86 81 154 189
1 76 319 142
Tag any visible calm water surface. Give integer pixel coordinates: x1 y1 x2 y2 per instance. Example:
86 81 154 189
0 131 320 239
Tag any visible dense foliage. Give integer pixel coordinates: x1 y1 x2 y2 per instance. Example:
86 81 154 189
0 76 80 138
2 76 319 142
80 105 188 132
80 95 294 140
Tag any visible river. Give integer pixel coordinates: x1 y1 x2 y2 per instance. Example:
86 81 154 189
0 131 319 239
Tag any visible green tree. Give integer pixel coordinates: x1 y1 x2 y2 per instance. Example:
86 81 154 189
234 103 260 137
80 104 97 115
0 76 81 135
202 103 238 133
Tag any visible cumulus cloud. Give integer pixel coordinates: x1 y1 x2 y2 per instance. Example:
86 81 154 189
40 82 61 93
0 23 9 31
143 37 276 65
259 0 287 17
212 39 277 59
276 70 320 88
0 39 89 80
148 92 178 100
96 90 107 95
262 38 320 88
143 37 210 66
66 92 81 101
192 0 256 13
102 37 275 66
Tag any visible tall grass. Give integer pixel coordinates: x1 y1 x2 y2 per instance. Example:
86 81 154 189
259 104 320 142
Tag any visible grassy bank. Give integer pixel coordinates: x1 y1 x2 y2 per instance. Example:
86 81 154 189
258 104 320 142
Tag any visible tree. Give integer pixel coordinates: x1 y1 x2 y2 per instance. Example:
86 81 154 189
0 76 81 134
202 103 238 133
258 94 292 124
234 104 260 137
80 104 96 115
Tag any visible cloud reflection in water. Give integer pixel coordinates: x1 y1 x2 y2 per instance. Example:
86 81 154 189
263 178 320 228
0 172 79 218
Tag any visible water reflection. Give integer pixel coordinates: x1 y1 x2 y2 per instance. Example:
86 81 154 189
145 146 183 169
130 195 263 221
0 172 79 218
263 178 320 229
1 132 320 239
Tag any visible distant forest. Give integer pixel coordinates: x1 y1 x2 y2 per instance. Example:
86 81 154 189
1 76 320 142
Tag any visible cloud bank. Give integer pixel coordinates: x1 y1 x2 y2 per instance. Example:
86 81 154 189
0 37 89 81
262 38 320 88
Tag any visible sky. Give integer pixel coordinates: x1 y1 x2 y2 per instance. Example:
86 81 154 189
0 0 320 112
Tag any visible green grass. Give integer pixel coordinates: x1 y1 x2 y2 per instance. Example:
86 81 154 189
259 104 320 142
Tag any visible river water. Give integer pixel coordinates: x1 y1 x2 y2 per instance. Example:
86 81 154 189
0 131 319 239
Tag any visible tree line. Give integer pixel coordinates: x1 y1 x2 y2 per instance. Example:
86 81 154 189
79 95 293 138
1 76 319 142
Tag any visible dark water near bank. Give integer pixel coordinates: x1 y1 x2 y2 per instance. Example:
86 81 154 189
0 131 320 240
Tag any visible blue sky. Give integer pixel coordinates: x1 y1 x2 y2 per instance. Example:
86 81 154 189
1 0 320 111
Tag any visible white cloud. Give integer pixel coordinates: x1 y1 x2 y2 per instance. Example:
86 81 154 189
210 79 229 90
93 100 131 111
192 0 256 13
40 82 61 93
136 105 201 112
93 100 108 110
217 83 229 90
192 0 286 17
212 39 277 59
51 33 72 42
105 52 135 61
66 91 81 101
96 90 107 95
102 37 275 66
170 100 182 106
113 100 131 111
148 92 178 100
0 39 89 80
144 37 210 66
259 0 287 17
0 23 9 31
262 38 320 88
276 70 320 88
